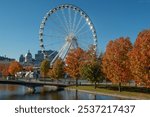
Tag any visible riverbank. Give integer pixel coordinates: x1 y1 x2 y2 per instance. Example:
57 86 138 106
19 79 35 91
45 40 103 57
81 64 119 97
66 86 150 100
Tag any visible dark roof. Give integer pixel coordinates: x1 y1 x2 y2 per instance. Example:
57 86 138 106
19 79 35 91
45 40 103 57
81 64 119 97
0 56 15 61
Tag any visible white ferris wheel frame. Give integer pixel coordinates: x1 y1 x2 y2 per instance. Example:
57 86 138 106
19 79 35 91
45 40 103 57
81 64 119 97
39 4 98 63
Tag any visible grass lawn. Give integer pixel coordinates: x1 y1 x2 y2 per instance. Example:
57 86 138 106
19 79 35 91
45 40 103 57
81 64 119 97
67 86 150 99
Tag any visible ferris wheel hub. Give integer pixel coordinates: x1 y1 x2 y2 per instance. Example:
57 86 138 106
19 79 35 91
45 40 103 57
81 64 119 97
65 33 77 42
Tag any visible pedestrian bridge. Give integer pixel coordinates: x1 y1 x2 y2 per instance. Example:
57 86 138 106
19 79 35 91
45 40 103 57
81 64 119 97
0 79 70 88
0 79 73 93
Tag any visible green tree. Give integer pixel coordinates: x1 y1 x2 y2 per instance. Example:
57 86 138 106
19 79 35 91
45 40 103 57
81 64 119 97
80 59 104 89
49 58 65 82
80 46 104 89
40 59 50 77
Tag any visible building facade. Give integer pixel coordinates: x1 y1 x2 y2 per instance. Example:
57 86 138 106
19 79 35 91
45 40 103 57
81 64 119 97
25 50 32 63
19 50 57 67
0 56 15 64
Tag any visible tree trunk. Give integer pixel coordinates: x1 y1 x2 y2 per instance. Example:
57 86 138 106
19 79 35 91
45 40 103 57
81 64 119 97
76 78 78 87
105 78 107 88
118 82 121 92
94 82 97 89
43 73 45 83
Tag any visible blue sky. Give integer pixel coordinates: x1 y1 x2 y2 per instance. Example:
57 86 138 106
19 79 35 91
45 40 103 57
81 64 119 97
0 0 150 60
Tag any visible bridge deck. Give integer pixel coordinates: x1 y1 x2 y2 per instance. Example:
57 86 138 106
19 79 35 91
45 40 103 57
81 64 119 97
0 79 71 87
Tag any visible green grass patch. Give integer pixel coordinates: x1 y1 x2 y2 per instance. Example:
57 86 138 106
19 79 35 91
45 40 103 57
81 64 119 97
67 86 150 99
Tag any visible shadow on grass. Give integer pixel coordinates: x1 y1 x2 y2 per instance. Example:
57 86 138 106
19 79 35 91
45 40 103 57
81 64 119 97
98 84 150 94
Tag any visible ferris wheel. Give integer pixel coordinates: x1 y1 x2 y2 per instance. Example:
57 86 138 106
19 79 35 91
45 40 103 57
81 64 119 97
39 4 97 65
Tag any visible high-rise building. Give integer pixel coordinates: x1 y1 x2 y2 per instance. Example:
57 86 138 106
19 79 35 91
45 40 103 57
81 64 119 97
25 50 32 63
35 50 44 63
34 50 44 67
19 50 33 66
19 50 57 67
19 54 25 63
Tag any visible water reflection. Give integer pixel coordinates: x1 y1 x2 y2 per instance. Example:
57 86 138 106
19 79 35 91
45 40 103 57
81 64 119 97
0 84 124 100
0 84 18 91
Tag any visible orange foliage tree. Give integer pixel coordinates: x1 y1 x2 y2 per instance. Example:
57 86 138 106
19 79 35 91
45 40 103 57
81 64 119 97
128 30 150 87
49 58 65 81
0 63 10 77
8 61 23 76
102 37 132 91
65 47 85 86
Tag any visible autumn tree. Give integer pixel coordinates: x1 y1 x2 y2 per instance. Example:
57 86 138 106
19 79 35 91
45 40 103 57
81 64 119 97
79 46 104 89
2 64 9 77
128 30 150 87
0 63 10 77
102 37 132 91
0 64 3 73
65 47 85 86
49 58 65 82
40 59 50 77
24 66 33 71
8 61 23 76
